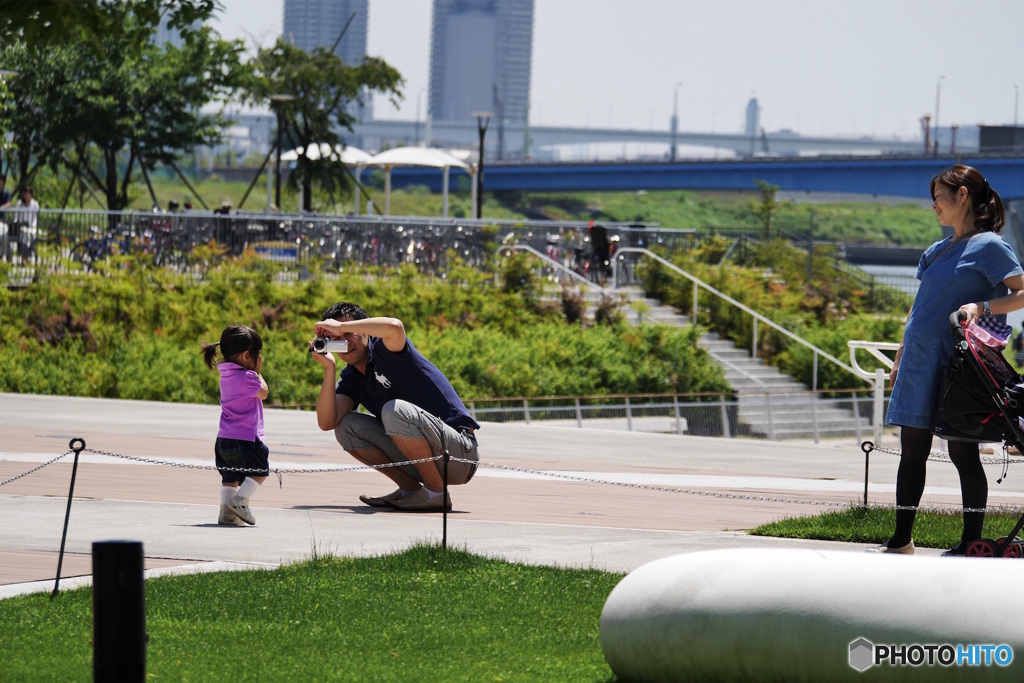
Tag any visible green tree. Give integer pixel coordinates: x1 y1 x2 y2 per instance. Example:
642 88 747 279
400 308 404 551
0 0 216 52
246 38 403 212
0 2 247 210
750 178 791 240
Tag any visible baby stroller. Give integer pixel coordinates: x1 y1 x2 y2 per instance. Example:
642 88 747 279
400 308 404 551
932 311 1024 558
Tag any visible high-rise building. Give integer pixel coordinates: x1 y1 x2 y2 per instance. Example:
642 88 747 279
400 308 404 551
428 0 534 128
744 97 760 138
154 15 200 49
283 0 371 117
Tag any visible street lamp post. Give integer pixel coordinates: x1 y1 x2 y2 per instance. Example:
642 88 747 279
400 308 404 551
933 75 945 157
415 88 424 145
269 94 295 211
473 111 493 219
1015 84 1019 127
671 81 682 162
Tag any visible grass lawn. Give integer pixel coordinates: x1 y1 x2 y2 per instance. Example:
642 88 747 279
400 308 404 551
0 544 622 682
6 508 1020 680
751 505 1024 552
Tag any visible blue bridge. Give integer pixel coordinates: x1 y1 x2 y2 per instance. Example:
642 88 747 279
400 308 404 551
387 154 1024 202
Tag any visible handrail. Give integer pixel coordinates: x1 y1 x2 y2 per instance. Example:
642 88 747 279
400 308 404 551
699 347 768 390
612 247 871 391
498 243 606 292
847 340 900 374
847 340 900 447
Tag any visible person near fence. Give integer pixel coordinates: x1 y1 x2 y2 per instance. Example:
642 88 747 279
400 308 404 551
201 325 270 526
589 222 611 280
6 186 41 265
870 164 1024 556
12 186 39 228
310 302 479 511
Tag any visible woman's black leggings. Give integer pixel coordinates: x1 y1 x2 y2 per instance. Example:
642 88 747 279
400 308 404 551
891 426 988 550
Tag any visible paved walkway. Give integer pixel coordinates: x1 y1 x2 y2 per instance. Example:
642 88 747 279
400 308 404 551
4 392 1023 598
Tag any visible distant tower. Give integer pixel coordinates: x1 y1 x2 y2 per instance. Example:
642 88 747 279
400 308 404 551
745 97 760 156
283 0 371 118
429 0 535 144
153 15 199 48
744 97 760 138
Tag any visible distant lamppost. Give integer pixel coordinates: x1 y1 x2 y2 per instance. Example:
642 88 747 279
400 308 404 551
473 111 493 219
671 81 682 161
269 94 295 210
415 88 424 145
933 75 945 157
1015 84 1019 127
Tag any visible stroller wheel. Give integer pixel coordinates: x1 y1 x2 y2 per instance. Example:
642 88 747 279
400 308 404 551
966 539 1000 557
996 537 1022 558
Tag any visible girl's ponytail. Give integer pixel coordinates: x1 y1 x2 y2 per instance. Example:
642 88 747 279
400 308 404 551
200 341 220 369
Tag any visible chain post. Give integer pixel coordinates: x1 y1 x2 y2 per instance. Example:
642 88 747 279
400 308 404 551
53 437 86 598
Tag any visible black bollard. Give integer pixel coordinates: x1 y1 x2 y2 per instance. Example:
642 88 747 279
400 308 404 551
92 540 146 682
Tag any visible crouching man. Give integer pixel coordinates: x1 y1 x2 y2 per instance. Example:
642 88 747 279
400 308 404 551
310 302 479 511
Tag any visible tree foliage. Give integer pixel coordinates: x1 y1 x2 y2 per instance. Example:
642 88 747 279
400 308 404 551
0 257 730 404
245 38 403 211
0 1 246 209
750 178 792 239
0 0 216 53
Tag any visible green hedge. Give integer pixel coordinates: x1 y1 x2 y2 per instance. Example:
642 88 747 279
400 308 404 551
0 255 730 405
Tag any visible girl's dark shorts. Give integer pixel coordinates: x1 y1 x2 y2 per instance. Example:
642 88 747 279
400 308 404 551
215 437 270 484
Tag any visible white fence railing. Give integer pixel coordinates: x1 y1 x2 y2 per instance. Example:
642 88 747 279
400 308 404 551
466 391 879 444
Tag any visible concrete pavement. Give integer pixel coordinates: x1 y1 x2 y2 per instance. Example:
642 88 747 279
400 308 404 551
4 392 1024 598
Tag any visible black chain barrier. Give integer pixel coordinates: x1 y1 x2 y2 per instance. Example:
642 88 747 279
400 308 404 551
8 442 1024 514
0 451 71 487
7 436 1024 598
860 440 1024 514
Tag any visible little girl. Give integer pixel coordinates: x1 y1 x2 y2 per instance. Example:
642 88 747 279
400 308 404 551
201 325 270 526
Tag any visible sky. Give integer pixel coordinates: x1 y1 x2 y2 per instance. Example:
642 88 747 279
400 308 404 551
214 0 1024 141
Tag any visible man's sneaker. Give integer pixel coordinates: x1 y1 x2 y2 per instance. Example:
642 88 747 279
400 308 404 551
218 505 247 526
387 487 452 512
359 488 409 508
226 495 256 525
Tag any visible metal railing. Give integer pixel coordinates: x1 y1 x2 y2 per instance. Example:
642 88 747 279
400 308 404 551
847 340 900 447
611 247 872 393
498 243 606 292
1 208 691 280
464 390 875 443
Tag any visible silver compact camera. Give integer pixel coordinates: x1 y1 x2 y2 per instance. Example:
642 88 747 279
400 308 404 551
312 336 348 354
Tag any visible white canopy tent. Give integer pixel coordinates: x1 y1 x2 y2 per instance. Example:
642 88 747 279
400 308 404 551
280 143 373 164
363 146 470 217
280 144 374 213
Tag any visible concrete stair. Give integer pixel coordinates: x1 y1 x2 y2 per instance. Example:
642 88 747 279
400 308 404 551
548 284 870 440
698 332 870 440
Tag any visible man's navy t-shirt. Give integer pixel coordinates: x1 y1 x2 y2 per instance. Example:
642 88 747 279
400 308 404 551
335 336 479 431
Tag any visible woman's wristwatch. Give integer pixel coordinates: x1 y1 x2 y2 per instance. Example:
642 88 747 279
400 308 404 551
982 301 992 317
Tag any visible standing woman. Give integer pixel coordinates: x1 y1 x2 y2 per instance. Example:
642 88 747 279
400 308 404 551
870 165 1024 555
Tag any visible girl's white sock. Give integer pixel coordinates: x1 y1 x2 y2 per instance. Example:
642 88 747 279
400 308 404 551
220 486 237 505
237 477 261 500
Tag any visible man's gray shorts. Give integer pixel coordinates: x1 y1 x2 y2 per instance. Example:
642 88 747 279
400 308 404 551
334 399 479 485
